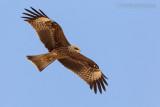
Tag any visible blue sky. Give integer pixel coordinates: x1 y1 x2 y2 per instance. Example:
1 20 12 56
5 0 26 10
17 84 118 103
0 0 160 107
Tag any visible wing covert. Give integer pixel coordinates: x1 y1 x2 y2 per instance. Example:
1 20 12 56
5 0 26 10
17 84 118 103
58 53 108 94
22 7 70 52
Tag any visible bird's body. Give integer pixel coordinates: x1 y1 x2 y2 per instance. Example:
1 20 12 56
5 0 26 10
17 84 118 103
22 7 108 94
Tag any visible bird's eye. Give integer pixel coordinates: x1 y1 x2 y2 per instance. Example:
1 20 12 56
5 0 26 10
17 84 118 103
74 48 79 50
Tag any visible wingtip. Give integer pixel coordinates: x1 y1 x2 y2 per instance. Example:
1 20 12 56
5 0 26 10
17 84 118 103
30 6 33 9
90 85 93 90
21 17 28 22
39 9 48 18
102 73 108 79
93 82 97 94
97 80 102 94
89 74 108 94
100 79 106 91
102 77 108 86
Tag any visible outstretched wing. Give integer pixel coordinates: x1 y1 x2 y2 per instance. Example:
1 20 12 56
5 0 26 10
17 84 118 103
58 53 108 94
22 7 70 52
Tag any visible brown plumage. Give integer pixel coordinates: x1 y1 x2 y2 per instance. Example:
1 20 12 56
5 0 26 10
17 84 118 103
22 7 108 94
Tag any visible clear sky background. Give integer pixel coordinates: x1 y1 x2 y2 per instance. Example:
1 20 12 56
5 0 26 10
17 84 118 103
0 0 160 107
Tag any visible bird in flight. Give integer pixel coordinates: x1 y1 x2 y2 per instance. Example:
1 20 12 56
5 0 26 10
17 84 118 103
22 7 108 94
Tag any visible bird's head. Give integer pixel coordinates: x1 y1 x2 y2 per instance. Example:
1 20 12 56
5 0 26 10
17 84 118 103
68 45 80 53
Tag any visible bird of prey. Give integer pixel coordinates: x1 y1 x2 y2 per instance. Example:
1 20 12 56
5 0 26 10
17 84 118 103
22 7 108 94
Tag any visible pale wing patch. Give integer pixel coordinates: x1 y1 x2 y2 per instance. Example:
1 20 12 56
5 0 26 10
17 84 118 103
35 17 51 22
91 70 102 81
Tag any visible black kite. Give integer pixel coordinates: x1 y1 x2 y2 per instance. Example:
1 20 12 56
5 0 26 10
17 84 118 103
22 7 108 94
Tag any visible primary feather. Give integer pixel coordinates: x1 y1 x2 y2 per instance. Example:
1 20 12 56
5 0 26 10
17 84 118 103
22 7 70 51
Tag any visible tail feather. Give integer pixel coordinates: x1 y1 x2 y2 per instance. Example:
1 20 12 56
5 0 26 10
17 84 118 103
27 53 56 71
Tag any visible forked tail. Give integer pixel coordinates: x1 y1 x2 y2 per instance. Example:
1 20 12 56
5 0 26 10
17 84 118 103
26 52 56 71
